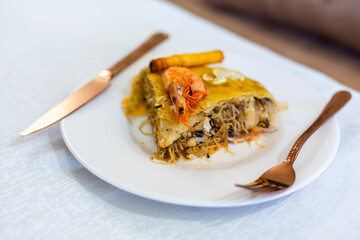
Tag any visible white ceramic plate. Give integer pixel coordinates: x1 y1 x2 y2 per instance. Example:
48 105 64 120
61 53 340 207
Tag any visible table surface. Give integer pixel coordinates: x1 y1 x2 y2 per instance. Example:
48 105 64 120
1 1 360 239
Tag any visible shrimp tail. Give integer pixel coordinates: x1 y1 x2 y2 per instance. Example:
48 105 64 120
183 88 207 110
190 91 207 101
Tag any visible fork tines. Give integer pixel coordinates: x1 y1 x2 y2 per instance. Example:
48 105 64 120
235 177 289 191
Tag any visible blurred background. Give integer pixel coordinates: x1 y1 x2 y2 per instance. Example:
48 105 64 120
169 0 360 91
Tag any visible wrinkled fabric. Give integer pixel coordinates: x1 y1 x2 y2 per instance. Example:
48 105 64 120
1 1 359 239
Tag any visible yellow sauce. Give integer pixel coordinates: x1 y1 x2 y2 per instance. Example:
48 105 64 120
122 69 148 116
123 67 274 125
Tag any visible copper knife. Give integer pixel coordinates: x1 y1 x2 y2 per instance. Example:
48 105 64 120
20 32 168 136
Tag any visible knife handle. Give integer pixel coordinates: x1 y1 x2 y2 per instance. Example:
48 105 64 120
107 32 168 77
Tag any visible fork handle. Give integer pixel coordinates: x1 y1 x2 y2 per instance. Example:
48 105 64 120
284 91 351 165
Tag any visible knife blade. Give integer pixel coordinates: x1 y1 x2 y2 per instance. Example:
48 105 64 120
20 32 168 136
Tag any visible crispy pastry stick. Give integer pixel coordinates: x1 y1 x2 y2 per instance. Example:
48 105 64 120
150 50 224 72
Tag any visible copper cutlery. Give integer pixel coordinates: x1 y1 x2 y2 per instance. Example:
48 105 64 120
236 91 351 191
20 32 168 136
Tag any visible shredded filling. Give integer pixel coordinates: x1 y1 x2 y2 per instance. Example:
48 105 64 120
153 98 275 163
144 74 276 163
141 70 278 163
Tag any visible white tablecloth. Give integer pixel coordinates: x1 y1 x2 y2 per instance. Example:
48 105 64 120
1 0 360 239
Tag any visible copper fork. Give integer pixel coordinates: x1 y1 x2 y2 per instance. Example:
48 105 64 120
236 90 351 191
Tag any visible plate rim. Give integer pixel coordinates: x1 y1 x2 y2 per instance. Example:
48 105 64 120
60 52 341 207
60 119 340 207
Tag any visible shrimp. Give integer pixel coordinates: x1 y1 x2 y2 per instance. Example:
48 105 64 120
162 67 207 127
